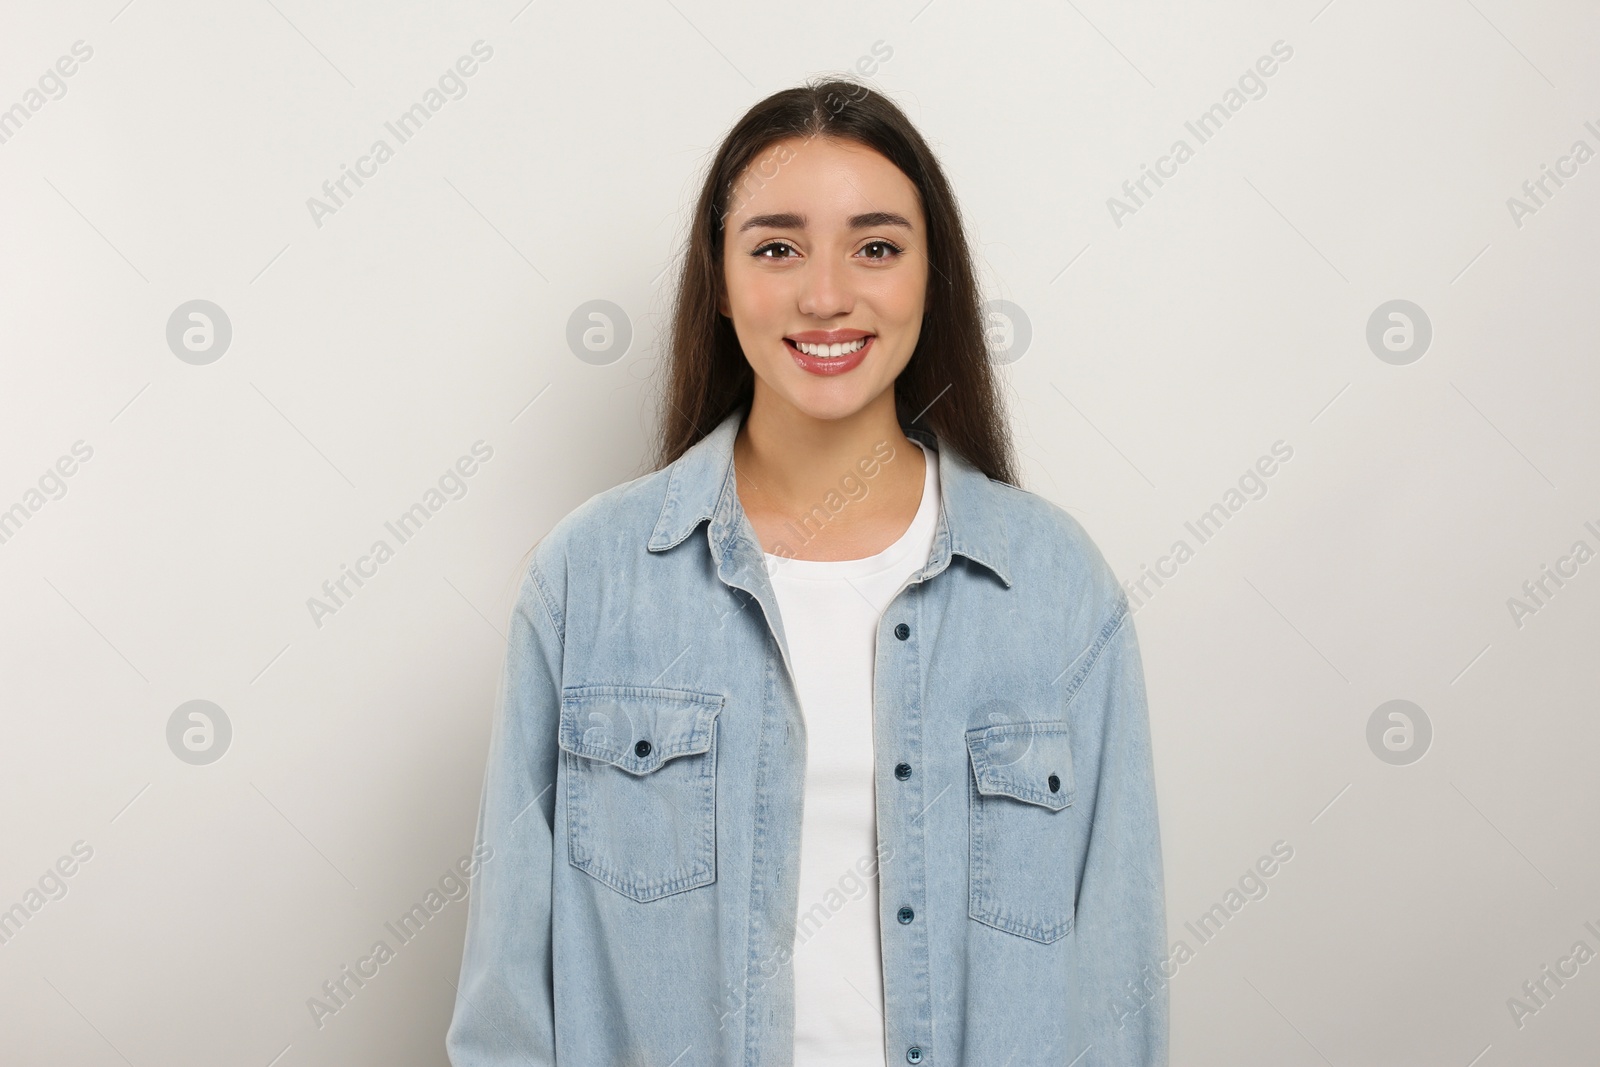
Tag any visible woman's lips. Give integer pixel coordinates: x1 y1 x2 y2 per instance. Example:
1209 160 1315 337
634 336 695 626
784 335 873 376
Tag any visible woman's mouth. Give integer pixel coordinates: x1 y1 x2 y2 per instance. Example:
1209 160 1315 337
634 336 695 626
784 334 874 376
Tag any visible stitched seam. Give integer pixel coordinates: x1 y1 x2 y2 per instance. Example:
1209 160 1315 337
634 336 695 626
557 694 722 768
564 737 714 769
975 907 1072 943
527 558 566 647
967 724 1075 804
1061 597 1130 716
579 862 714 900
562 685 724 707
649 463 681 548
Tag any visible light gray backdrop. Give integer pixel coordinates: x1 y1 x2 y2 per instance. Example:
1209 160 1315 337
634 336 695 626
2 0 1596 1064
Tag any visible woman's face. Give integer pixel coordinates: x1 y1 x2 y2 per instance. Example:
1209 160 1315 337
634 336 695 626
719 135 928 423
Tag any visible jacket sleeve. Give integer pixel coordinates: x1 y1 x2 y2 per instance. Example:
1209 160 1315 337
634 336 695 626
446 559 564 1065
1066 599 1170 1065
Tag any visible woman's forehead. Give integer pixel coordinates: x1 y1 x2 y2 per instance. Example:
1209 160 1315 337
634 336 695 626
725 139 922 231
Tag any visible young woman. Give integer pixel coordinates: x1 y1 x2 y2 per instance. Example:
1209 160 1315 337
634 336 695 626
447 78 1169 1066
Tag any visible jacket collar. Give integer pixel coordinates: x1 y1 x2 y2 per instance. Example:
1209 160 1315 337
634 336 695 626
647 404 1013 588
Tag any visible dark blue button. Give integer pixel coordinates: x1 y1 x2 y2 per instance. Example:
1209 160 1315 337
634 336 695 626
634 739 652 757
906 1046 924 1064
894 762 912 781
898 906 914 924
1048 773 1060 792
894 623 910 640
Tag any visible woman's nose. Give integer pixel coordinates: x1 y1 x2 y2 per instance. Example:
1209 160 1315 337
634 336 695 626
796 255 853 318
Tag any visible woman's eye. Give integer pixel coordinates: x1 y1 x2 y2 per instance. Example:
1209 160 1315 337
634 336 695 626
751 239 903 261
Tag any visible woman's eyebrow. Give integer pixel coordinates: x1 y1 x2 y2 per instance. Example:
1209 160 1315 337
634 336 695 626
737 211 913 233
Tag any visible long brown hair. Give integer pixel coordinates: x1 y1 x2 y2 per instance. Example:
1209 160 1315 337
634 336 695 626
651 75 1019 487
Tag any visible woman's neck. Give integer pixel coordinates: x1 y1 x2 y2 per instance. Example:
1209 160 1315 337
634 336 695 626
733 392 928 562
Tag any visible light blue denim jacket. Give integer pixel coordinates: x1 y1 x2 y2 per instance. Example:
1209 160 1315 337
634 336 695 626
446 404 1169 1065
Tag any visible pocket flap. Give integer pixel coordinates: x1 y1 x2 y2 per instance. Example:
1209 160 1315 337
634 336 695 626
559 685 725 775
966 721 1075 810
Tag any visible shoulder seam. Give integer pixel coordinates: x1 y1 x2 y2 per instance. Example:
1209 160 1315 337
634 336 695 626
527 557 566 647
1060 595 1131 715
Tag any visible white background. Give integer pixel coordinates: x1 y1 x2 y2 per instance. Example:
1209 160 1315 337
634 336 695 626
1 0 1596 1063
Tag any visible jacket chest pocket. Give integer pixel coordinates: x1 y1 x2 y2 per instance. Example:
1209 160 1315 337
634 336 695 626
965 721 1077 944
558 685 725 903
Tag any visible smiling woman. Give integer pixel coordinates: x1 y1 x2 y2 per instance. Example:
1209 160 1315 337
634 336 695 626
718 139 929 454
446 77 1169 1067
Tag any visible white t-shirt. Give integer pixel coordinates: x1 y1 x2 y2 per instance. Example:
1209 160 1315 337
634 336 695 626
762 438 940 1066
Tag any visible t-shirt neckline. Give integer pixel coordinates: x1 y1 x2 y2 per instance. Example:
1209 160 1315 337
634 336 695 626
763 438 938 581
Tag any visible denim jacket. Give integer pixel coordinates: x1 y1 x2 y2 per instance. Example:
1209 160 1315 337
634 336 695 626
446 404 1169 1066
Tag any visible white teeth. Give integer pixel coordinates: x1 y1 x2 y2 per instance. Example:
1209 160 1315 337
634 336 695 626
793 337 869 358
